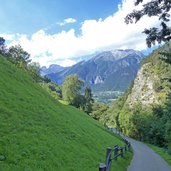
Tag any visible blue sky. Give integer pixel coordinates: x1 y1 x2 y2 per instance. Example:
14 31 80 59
0 0 159 67
0 0 121 34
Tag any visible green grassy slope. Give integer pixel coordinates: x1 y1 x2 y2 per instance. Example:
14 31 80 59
0 56 132 171
147 144 171 166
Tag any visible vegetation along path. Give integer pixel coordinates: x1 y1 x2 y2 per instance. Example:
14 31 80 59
127 138 171 171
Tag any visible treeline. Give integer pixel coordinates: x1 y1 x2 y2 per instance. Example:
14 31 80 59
42 74 110 116
57 74 94 113
56 46 171 155
3 36 170 154
0 37 124 120
93 44 171 154
0 37 97 114
118 94 171 154
0 37 41 82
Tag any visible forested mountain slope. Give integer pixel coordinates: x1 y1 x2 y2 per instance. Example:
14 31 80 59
46 49 144 92
0 55 131 170
109 43 171 154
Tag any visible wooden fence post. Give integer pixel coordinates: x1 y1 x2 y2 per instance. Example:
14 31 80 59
120 147 123 157
99 163 106 171
106 147 112 171
125 145 127 152
114 145 118 160
128 142 131 151
98 140 132 170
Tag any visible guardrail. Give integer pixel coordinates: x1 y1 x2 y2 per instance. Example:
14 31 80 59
99 138 131 171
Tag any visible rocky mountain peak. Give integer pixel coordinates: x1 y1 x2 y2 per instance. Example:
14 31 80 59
92 49 144 62
40 64 65 76
45 49 145 93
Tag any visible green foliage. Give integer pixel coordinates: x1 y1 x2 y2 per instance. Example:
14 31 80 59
0 38 42 83
0 55 132 171
7 44 31 69
141 44 171 99
108 97 126 127
0 41 42 83
153 80 163 92
165 121 171 155
160 51 171 64
119 95 171 151
118 94 171 148
148 143 171 165
0 37 6 54
84 87 94 113
125 0 171 47
93 91 123 104
90 102 109 124
41 82 62 100
62 74 84 106
106 43 171 154
43 76 51 83
27 62 42 82
164 93 171 154
106 82 134 127
61 76 94 113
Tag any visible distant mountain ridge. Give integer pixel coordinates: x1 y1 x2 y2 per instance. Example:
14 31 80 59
44 49 145 92
41 64 65 76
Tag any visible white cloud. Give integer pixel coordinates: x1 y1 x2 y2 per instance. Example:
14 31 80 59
5 0 161 67
59 59 77 67
57 18 77 26
64 18 77 24
0 34 15 41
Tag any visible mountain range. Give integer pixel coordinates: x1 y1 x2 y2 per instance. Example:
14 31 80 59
41 64 65 76
42 49 145 93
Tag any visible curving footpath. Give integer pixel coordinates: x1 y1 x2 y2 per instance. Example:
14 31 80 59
127 138 171 171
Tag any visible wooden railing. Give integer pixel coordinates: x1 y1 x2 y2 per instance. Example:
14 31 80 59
99 138 131 171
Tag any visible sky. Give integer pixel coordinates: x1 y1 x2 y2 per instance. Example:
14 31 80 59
0 0 161 67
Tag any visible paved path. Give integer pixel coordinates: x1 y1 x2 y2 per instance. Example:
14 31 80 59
127 138 171 171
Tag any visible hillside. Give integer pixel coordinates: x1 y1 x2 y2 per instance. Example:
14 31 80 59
46 49 144 92
0 55 132 170
126 46 171 107
108 43 171 154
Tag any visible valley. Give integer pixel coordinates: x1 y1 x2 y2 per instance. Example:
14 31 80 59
42 49 144 103
93 91 123 104
1 42 171 171
1 0 171 170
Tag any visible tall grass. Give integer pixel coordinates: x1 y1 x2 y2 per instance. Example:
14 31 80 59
0 56 132 170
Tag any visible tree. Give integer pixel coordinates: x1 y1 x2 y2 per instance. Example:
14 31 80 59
42 82 62 100
164 93 171 119
0 37 6 54
90 102 109 124
43 76 51 83
62 74 84 106
27 62 41 82
84 87 94 113
125 0 171 47
165 121 171 154
7 45 31 69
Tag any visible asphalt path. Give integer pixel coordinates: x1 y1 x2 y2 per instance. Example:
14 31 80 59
127 138 171 171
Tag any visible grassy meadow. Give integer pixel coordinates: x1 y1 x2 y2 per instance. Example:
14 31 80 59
0 55 132 170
